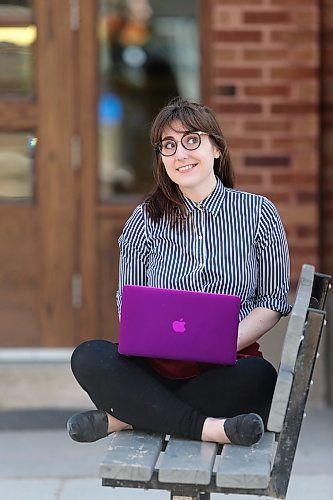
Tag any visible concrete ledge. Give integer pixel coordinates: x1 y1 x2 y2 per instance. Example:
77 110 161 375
0 348 73 363
0 362 94 410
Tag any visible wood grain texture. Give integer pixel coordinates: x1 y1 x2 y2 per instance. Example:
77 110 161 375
97 206 137 342
74 0 98 344
216 432 275 489
0 101 37 131
158 437 217 485
0 207 40 345
34 0 76 346
99 431 163 481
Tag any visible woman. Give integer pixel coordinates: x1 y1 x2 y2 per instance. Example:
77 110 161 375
67 98 291 446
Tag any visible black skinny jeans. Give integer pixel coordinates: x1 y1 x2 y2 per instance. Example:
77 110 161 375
71 340 277 441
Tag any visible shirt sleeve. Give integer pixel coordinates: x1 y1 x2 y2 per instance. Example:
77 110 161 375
254 197 292 316
116 204 149 318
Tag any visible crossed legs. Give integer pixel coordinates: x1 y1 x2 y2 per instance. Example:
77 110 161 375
68 340 276 444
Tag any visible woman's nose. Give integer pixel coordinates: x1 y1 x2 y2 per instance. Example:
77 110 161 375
174 142 189 159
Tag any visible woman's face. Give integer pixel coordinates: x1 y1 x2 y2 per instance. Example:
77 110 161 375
160 120 220 202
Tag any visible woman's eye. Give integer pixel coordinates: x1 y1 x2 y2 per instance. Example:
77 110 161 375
164 141 175 149
186 135 199 145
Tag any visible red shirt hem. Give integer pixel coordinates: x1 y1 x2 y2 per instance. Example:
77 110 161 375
148 342 263 379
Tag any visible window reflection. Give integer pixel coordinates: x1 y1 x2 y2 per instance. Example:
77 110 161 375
0 132 35 200
0 1 32 22
0 2 35 96
98 0 199 201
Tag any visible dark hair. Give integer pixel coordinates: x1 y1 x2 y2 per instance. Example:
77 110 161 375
145 98 234 223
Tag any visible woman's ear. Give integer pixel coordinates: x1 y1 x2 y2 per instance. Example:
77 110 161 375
214 148 221 159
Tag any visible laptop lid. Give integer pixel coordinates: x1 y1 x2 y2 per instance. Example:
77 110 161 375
118 285 240 365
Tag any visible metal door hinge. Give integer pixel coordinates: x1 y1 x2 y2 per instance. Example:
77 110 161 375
71 135 81 171
70 0 80 31
72 273 82 309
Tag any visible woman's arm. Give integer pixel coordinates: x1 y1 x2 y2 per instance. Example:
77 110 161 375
116 205 148 318
254 198 291 316
237 307 281 352
238 197 291 351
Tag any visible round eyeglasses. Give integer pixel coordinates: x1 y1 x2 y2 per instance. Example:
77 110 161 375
156 131 209 157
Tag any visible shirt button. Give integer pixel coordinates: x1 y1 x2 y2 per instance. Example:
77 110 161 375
198 235 203 240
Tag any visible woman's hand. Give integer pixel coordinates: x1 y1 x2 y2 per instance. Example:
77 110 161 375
237 307 281 352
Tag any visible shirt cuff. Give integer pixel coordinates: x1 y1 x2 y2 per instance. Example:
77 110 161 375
255 297 292 316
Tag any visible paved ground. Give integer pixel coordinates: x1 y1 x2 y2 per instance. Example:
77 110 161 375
0 407 333 500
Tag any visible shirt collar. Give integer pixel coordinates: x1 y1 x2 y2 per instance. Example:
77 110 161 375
182 178 225 216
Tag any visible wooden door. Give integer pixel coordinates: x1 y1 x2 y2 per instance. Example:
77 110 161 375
0 1 77 346
0 1 202 347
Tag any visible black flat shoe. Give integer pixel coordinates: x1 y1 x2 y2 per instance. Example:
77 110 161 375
224 413 264 446
67 410 109 442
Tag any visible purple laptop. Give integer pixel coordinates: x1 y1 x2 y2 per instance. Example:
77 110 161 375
118 285 240 365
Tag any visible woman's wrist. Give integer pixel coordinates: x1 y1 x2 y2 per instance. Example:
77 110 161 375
237 308 281 351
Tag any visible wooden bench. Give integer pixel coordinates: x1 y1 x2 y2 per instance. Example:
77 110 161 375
99 264 331 500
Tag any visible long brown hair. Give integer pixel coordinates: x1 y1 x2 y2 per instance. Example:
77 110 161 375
145 98 234 223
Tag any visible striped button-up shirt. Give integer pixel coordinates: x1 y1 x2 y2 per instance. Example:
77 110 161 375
117 179 291 321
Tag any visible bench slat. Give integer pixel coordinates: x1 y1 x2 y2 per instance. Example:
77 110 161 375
267 369 293 432
279 264 314 373
99 430 163 481
216 431 275 489
158 437 217 485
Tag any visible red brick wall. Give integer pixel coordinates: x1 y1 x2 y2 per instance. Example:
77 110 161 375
322 1 333 278
202 0 321 285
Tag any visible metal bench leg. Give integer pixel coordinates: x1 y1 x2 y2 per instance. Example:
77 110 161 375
170 493 210 500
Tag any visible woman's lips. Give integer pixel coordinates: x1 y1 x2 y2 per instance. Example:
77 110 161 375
177 163 197 173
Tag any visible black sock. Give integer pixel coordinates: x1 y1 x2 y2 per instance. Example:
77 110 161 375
223 413 264 446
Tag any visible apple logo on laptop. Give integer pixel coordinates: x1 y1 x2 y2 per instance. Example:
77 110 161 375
172 318 186 333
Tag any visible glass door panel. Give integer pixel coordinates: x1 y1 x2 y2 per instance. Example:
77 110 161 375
0 132 36 199
0 0 36 201
97 0 199 201
0 0 35 96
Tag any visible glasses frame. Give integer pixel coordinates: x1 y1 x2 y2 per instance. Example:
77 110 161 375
155 131 209 157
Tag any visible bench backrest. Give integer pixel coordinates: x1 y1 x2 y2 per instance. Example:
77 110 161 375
267 264 315 432
267 265 331 433
267 267 331 499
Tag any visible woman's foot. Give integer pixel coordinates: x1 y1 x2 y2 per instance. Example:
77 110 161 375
224 413 264 446
67 410 109 442
201 413 264 446
67 410 133 442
